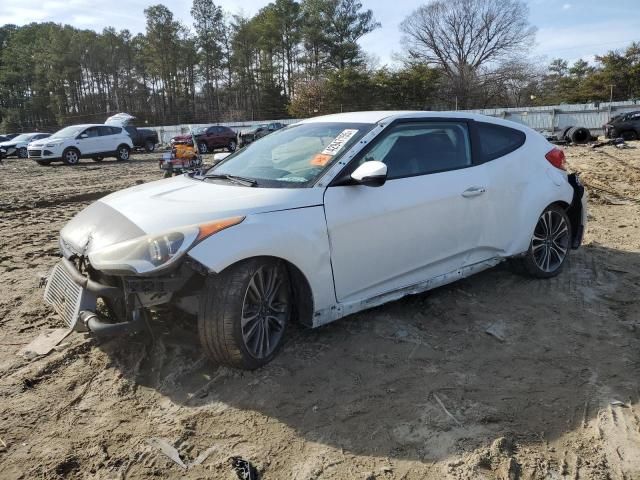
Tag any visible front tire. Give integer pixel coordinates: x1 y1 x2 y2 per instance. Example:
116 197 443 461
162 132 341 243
116 145 130 161
517 205 571 278
198 142 208 154
62 148 80 165
18 147 28 158
228 140 237 152
198 258 291 369
144 140 155 153
621 130 638 141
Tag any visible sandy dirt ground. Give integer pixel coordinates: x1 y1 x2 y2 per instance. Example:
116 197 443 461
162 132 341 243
0 144 639 480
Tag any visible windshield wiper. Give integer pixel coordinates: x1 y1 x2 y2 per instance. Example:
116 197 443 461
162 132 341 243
204 173 258 187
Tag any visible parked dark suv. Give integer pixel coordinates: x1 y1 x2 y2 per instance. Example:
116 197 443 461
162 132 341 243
240 122 284 146
171 125 237 153
604 111 640 140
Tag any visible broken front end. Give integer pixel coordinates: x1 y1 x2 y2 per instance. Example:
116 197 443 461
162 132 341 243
42 202 213 335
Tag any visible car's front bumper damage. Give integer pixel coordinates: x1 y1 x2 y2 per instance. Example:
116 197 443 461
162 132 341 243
43 254 202 336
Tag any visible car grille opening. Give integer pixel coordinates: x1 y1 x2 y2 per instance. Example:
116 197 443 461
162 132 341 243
44 262 84 328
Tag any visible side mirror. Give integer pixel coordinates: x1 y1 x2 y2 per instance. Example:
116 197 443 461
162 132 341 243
78 133 88 139
350 161 387 187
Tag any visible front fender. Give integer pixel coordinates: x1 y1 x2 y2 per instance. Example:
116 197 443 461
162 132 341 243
186 206 335 313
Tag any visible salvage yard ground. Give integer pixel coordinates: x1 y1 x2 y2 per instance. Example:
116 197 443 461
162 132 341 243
0 146 639 479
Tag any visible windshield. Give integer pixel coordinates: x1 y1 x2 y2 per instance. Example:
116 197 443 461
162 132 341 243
192 126 207 135
50 126 84 139
208 122 373 187
11 133 35 142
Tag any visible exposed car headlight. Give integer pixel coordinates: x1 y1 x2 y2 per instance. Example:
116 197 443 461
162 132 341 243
88 216 244 275
43 142 63 147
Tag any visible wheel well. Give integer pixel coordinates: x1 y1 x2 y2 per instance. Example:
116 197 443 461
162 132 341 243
217 256 315 328
117 143 130 150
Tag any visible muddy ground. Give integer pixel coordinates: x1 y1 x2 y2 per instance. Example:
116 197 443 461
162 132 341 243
0 144 639 480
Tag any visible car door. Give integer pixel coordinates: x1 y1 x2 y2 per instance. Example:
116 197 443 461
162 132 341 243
323 120 490 304
77 127 102 154
203 127 218 148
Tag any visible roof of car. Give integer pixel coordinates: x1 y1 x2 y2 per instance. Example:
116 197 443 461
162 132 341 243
298 110 533 133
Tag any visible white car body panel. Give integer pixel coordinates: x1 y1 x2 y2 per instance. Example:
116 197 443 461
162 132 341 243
324 164 492 303
187 207 336 315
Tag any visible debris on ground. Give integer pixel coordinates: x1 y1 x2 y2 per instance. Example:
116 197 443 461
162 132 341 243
230 456 258 480
484 321 507 342
18 328 71 359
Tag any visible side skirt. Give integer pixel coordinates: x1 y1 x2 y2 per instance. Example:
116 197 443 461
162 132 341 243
311 257 504 328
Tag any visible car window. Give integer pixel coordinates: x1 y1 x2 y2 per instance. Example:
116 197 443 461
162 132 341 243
359 122 472 179
477 122 525 162
97 126 114 136
83 127 100 138
35 134 48 140
111 126 122 135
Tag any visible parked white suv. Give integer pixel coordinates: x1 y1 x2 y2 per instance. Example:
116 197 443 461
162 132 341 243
28 124 134 166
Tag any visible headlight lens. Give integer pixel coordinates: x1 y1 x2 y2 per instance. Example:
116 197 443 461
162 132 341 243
88 216 244 274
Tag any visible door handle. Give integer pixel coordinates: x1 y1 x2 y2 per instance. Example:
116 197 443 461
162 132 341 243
462 186 486 198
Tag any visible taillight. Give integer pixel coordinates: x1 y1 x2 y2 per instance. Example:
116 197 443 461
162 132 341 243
545 147 566 170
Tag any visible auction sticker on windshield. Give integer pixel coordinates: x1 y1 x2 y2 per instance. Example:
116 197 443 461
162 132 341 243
321 129 359 156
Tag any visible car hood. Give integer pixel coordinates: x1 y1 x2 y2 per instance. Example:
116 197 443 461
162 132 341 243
0 141 16 148
60 175 324 255
30 138 61 147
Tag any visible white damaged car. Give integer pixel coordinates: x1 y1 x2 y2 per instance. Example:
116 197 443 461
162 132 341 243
44 111 587 369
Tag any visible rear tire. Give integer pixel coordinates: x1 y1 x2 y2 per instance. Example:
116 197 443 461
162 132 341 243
198 258 291 370
62 148 80 165
116 145 130 161
515 204 571 278
144 140 155 153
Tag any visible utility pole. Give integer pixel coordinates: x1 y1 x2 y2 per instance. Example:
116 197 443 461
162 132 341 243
608 84 614 118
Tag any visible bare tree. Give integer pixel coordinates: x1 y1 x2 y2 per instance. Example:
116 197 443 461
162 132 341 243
401 0 536 108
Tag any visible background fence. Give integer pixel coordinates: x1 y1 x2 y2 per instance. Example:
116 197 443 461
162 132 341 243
147 100 640 144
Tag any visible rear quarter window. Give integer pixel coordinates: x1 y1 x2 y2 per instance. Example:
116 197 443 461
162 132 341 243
477 122 526 162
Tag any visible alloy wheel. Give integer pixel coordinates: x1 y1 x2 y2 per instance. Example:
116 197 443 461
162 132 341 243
199 142 208 154
119 147 129 160
241 265 289 359
531 209 570 273
65 150 79 164
229 141 237 152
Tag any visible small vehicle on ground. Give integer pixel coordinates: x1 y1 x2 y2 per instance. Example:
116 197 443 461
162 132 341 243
604 111 640 140
105 113 159 152
28 124 134 165
171 125 237 154
43 111 587 369
0 132 51 158
240 122 284 146
0 133 19 140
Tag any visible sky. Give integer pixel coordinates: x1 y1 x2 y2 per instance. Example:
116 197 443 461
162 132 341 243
3 0 640 66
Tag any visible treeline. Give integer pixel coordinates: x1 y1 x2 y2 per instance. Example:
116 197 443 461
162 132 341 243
0 0 639 132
